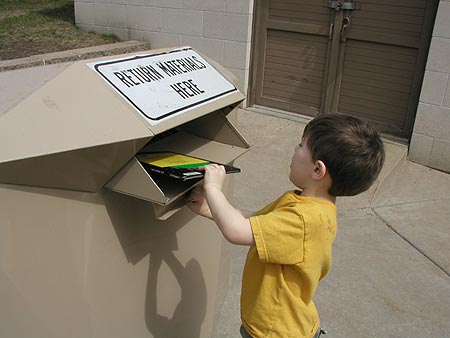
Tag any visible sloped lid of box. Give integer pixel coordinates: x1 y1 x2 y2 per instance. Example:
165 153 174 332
86 46 244 134
0 46 245 192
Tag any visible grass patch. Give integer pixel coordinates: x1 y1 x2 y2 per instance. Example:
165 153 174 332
0 0 120 60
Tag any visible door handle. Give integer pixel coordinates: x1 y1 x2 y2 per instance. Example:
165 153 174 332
340 16 350 42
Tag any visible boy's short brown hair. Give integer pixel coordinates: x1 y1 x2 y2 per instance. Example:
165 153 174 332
302 113 385 196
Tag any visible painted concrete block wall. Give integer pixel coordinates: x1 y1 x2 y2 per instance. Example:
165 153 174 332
74 0 254 94
410 0 450 173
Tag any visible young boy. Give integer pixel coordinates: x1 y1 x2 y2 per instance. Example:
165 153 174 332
187 113 385 338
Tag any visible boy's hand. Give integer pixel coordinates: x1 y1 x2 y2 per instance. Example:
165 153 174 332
186 186 213 219
186 164 225 219
202 164 226 191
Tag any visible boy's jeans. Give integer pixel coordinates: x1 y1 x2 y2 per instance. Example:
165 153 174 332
239 325 327 338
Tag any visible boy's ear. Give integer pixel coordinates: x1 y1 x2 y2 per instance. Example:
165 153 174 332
312 160 327 180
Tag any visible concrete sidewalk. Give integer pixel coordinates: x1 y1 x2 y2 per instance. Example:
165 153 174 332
1 59 449 338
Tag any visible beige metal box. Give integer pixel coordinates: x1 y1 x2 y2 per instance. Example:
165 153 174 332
0 47 248 338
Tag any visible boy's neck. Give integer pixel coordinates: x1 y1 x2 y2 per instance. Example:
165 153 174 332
298 187 336 204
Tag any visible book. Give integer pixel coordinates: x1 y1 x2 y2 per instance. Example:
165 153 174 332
136 152 240 181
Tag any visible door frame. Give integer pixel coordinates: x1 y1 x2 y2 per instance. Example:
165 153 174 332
248 0 439 140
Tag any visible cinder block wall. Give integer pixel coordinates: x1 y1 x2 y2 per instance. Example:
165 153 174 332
409 0 450 173
74 0 254 94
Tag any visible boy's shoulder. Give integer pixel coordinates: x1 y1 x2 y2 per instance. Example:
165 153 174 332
255 191 336 218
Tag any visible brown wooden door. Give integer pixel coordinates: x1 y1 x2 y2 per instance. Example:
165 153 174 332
250 0 438 139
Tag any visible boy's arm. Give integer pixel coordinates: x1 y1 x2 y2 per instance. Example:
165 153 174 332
204 185 255 246
188 164 255 246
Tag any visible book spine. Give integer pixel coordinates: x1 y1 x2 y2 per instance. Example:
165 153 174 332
150 168 165 175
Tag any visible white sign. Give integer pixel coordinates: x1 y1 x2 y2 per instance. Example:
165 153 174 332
88 47 237 125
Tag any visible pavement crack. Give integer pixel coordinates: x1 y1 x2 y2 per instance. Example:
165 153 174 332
373 197 450 209
372 208 450 279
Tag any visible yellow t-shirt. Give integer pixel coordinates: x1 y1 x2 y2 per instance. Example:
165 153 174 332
241 191 337 338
